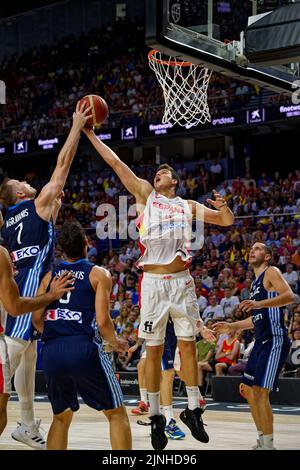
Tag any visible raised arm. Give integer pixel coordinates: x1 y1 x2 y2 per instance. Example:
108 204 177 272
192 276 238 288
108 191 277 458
83 128 153 201
35 103 92 221
189 190 234 227
0 247 73 317
90 266 128 353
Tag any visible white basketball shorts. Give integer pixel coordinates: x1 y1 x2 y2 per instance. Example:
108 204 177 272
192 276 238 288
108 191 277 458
138 270 200 342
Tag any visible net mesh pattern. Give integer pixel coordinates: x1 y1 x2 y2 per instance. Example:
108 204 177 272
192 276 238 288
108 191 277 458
148 50 212 127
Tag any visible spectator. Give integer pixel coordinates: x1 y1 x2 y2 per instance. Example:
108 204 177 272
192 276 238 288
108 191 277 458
201 268 213 289
196 337 216 393
283 264 299 293
228 339 255 376
214 330 240 376
202 295 224 321
220 287 240 317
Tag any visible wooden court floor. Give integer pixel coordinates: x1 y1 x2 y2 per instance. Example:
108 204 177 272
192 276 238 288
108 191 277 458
1 401 300 450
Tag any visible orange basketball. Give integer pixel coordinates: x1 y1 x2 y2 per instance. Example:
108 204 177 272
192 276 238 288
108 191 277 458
78 94 108 127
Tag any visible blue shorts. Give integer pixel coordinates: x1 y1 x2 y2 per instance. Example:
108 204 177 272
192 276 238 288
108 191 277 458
242 335 290 391
41 336 124 415
162 331 177 371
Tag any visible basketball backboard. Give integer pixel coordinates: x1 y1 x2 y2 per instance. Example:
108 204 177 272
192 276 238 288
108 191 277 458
146 0 300 94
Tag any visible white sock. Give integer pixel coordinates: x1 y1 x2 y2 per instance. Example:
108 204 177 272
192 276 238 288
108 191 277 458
163 405 174 424
148 391 160 417
258 430 263 446
20 401 35 427
140 388 148 403
263 434 274 448
186 386 199 411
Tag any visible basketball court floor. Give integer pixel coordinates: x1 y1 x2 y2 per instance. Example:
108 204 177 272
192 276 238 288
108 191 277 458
1 394 299 450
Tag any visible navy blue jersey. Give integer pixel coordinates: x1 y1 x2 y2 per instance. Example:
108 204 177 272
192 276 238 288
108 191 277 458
2 200 54 274
42 259 97 341
2 199 54 340
249 268 287 342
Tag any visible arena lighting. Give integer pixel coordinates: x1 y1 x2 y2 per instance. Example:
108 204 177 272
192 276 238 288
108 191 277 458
37 137 59 150
13 141 28 154
148 122 173 135
246 108 266 124
279 104 300 117
212 116 235 126
95 133 112 141
121 126 138 140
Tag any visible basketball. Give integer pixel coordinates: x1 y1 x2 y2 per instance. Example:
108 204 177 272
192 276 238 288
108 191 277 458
78 94 108 127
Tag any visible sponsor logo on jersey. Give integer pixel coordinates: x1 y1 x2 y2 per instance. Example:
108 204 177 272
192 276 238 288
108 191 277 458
6 208 29 227
45 308 83 323
252 313 263 323
153 201 184 214
11 245 40 262
249 286 260 298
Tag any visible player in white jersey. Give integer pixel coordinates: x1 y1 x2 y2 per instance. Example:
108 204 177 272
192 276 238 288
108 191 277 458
0 246 73 436
83 128 234 450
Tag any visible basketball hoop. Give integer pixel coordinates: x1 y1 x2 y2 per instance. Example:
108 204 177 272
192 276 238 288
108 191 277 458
148 49 212 127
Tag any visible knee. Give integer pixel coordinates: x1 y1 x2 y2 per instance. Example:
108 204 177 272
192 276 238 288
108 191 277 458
137 359 145 373
178 340 195 354
53 409 73 427
106 406 130 424
252 386 264 400
162 369 175 383
253 386 269 401
146 344 163 361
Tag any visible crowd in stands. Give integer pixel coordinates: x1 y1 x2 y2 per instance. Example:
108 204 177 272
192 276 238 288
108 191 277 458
0 16 287 144
47 166 300 380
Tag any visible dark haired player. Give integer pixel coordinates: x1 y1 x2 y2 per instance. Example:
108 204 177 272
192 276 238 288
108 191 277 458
32 222 132 450
82 129 233 450
214 242 294 450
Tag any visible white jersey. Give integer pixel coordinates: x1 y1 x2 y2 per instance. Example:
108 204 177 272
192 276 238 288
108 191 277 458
136 190 193 268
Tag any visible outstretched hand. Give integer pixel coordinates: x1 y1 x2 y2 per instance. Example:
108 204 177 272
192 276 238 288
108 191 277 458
239 300 260 312
72 101 93 130
212 321 234 335
207 190 227 210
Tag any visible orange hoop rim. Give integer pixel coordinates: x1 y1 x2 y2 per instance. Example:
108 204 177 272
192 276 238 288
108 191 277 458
148 49 194 67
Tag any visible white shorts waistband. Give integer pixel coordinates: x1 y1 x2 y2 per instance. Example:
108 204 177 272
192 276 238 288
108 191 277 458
142 270 190 280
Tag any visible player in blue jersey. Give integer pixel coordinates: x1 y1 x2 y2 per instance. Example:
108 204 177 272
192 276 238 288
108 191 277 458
32 221 132 450
0 245 74 436
213 242 294 450
0 102 92 448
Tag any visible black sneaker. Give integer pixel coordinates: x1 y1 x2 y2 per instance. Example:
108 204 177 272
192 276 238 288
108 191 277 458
150 414 168 450
180 407 209 443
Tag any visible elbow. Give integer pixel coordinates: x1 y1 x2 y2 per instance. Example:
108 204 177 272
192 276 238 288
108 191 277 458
8 306 19 317
288 292 296 304
97 317 110 330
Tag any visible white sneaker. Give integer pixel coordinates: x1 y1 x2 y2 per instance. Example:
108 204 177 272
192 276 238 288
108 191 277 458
256 445 277 450
11 419 46 450
252 439 262 450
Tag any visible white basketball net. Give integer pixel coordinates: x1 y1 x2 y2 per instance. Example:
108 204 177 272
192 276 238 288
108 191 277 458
148 50 212 127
